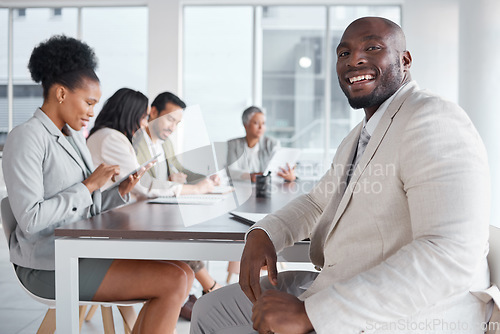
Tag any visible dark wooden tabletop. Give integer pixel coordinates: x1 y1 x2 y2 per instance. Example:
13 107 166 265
55 180 316 241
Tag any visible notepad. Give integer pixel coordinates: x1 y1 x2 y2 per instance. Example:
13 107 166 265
229 211 268 225
148 194 226 205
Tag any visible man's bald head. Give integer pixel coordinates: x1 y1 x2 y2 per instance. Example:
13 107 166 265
344 17 407 52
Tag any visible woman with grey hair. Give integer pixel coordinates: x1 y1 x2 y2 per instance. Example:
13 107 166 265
227 106 296 182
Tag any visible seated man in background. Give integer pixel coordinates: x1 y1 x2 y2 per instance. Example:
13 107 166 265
133 92 219 195
191 16 491 334
227 106 296 182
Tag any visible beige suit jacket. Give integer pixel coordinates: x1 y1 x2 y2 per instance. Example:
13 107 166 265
133 129 204 183
256 82 491 333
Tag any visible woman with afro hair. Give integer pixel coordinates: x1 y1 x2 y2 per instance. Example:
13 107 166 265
2 35 194 333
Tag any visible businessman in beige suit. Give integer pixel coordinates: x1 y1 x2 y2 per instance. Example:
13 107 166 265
191 17 491 334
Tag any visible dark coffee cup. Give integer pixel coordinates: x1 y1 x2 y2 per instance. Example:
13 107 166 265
255 174 271 198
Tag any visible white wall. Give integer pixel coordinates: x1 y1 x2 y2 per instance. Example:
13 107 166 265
403 0 459 102
458 0 500 226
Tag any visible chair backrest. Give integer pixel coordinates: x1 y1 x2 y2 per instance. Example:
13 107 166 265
488 225 500 286
1 197 57 307
1 197 15 245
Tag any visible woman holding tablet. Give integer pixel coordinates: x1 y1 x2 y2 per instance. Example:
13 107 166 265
2 36 193 333
227 106 297 182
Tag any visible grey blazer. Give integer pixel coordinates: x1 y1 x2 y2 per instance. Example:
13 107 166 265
226 136 278 173
2 109 127 270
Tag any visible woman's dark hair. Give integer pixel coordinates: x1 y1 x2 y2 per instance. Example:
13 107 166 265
89 88 149 143
28 35 99 99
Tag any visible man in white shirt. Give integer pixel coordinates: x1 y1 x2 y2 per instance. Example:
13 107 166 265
190 16 490 334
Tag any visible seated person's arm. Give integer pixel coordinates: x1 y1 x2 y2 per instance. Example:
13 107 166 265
4 131 93 233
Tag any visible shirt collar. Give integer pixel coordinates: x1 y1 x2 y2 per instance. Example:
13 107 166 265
34 108 65 138
363 82 409 136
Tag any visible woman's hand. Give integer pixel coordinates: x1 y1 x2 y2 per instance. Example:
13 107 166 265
83 163 120 194
118 162 154 197
277 163 296 182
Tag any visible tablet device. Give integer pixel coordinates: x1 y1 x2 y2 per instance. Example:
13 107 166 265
263 147 301 175
107 153 161 190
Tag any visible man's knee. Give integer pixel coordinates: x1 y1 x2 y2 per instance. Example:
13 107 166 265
191 283 253 334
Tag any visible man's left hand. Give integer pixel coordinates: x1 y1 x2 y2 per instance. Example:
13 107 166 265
251 290 313 334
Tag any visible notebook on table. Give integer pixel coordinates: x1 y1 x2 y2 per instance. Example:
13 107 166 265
229 211 268 226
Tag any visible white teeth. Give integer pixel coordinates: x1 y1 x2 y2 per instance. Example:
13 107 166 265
349 74 374 83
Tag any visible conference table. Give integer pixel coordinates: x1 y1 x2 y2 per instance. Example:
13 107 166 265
54 180 316 333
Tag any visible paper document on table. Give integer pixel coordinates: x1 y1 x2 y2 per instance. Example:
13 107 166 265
210 185 235 194
148 194 225 205
229 211 268 225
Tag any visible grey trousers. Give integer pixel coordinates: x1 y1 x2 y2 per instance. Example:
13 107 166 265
190 270 319 334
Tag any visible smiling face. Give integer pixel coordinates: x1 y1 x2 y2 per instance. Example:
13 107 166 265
336 17 411 117
56 78 101 131
149 102 183 141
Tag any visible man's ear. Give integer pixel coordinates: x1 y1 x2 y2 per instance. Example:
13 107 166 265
402 50 412 71
150 106 159 120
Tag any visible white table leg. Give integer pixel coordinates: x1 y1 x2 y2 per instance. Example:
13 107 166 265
55 237 80 333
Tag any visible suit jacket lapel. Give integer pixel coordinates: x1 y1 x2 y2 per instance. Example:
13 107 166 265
309 125 360 266
328 82 418 236
34 110 89 176
162 139 174 176
66 126 95 176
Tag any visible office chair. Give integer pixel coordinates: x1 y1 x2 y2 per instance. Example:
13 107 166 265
1 197 142 334
473 225 500 334
489 225 500 287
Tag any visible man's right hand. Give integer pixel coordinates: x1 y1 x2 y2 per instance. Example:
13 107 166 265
239 229 278 303
82 163 120 194
169 172 188 184
195 178 215 194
